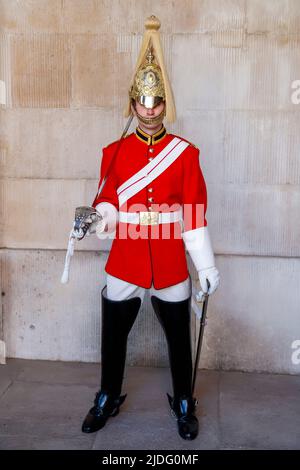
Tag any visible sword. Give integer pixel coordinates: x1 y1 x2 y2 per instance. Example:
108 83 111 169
61 114 134 284
92 114 133 205
191 279 210 395
61 206 102 284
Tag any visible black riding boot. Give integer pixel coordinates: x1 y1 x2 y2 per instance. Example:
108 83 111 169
151 295 198 440
82 286 141 433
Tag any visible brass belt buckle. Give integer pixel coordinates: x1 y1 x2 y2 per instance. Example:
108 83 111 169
139 211 159 225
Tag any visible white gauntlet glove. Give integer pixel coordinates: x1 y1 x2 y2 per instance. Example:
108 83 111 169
84 211 105 237
72 206 103 240
95 202 119 237
197 267 220 301
182 226 220 301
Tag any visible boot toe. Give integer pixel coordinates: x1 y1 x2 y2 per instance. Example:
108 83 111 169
81 411 107 433
177 415 199 440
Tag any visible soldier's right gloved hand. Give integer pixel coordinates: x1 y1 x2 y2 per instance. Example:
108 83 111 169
72 223 90 240
84 212 105 236
72 207 104 241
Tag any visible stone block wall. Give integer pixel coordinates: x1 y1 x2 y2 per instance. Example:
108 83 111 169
1 0 299 373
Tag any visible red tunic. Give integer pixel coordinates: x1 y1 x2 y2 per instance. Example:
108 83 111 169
92 126 207 289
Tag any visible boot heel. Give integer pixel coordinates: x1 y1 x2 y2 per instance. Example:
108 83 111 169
110 407 120 417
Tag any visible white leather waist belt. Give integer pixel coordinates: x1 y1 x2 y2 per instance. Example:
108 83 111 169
119 209 183 226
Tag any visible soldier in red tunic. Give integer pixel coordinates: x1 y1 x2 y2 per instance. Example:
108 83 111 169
80 16 220 440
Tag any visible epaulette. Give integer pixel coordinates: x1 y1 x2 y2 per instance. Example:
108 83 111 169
188 141 198 149
170 133 199 150
104 132 134 151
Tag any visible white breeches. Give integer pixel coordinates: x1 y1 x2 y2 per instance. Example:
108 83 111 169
106 273 192 302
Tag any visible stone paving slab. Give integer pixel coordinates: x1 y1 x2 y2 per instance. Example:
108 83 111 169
0 380 95 441
14 358 101 386
219 371 300 450
92 409 220 451
0 435 94 450
0 359 28 398
0 360 300 450
0 377 12 399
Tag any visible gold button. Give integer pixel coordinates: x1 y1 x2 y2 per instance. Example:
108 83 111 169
148 197 154 202
148 188 153 192
149 148 154 153
148 157 153 162
148 207 153 211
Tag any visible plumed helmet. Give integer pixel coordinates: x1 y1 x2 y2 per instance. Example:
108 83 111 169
129 46 165 109
124 15 176 123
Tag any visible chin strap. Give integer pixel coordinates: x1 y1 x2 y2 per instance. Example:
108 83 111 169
135 109 165 126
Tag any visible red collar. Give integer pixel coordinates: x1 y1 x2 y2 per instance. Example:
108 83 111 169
135 126 167 145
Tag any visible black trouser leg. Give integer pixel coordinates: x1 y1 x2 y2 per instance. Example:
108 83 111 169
100 286 141 397
150 294 198 440
82 286 141 433
150 295 193 399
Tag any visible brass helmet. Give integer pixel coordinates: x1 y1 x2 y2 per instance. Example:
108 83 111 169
124 15 176 123
129 46 165 109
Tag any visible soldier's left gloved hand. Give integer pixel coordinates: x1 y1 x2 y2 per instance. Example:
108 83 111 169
197 267 220 302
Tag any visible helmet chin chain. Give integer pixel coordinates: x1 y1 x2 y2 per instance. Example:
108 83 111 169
136 109 165 126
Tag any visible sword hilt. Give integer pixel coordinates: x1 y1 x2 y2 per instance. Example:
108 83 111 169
204 278 211 297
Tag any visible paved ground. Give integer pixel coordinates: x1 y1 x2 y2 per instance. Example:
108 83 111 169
0 359 299 450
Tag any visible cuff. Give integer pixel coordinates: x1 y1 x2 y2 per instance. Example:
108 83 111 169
182 226 215 271
95 202 119 233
